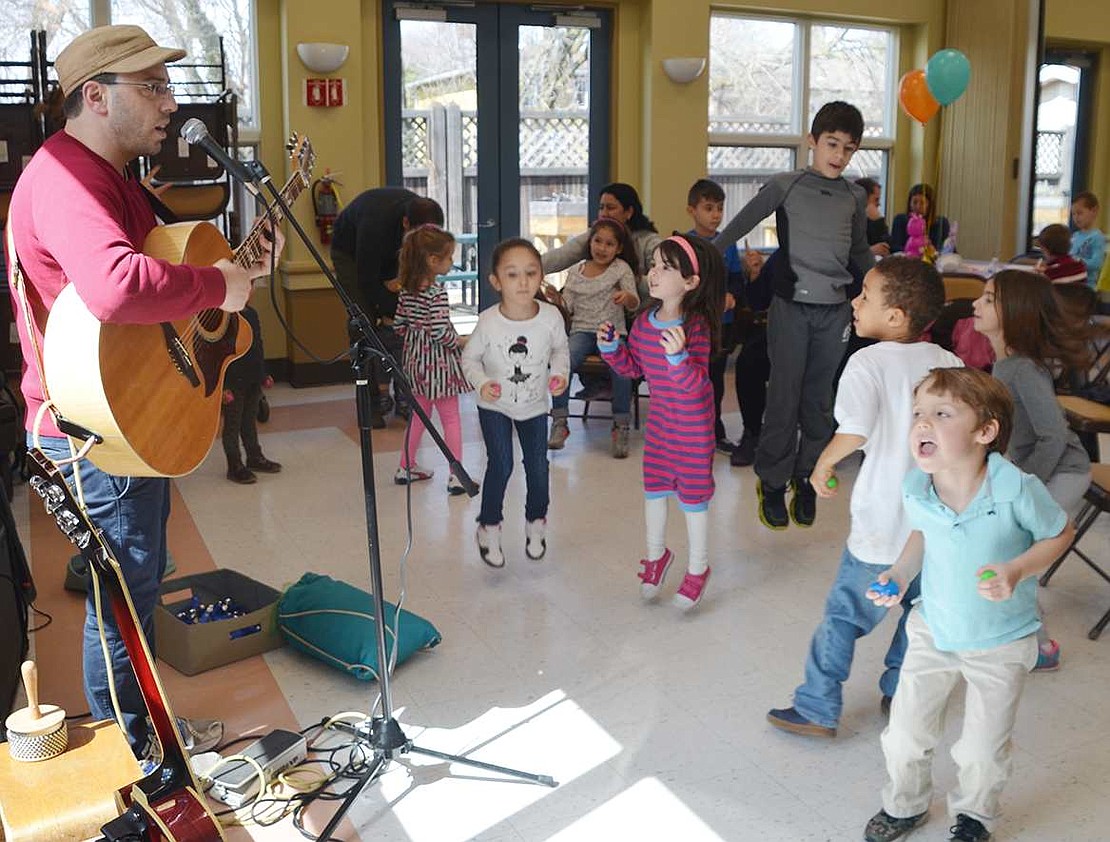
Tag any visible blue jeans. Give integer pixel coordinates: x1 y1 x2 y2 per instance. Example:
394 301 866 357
551 331 631 420
793 546 920 729
477 410 549 525
33 435 170 752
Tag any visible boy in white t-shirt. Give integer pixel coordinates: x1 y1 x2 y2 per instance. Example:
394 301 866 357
767 257 962 738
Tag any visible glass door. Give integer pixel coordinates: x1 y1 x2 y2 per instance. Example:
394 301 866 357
1031 49 1096 237
384 2 610 327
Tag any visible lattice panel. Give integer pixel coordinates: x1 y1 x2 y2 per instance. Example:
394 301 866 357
707 145 793 172
1035 130 1064 180
462 114 478 168
403 115 428 168
519 113 588 169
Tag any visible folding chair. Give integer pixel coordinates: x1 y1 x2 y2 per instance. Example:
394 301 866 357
1040 462 1110 640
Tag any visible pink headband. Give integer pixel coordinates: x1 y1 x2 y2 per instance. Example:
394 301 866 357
665 235 700 276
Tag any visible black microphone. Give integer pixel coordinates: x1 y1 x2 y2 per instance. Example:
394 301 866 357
180 118 260 195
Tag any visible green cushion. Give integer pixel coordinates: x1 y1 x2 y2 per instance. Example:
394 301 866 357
277 572 441 680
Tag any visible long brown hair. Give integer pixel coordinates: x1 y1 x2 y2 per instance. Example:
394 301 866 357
398 225 455 293
652 234 724 352
993 269 1091 373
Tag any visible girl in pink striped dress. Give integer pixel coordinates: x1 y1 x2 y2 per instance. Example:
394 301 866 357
392 225 474 495
599 234 724 609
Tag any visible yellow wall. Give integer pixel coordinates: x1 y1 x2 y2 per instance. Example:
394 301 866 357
1045 0 1110 214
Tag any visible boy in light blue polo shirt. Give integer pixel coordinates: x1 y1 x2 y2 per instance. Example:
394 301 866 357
862 368 1073 842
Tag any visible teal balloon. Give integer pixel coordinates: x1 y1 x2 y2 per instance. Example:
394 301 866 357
926 49 971 106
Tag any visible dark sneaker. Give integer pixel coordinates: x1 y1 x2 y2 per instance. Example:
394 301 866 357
864 809 928 842
949 814 990 841
757 481 789 530
789 477 817 527
227 465 257 484
766 707 836 738
715 437 736 455
730 431 757 467
246 456 282 473
881 695 893 717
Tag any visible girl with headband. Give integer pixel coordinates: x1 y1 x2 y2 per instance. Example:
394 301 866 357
597 233 724 609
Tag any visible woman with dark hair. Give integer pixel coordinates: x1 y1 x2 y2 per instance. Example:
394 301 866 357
889 183 950 254
541 182 662 297
855 177 890 256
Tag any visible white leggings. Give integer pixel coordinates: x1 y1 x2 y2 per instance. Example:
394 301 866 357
645 496 709 574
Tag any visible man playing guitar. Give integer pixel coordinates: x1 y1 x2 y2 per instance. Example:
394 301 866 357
6 24 283 763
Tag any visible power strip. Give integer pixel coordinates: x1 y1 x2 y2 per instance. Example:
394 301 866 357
207 728 308 808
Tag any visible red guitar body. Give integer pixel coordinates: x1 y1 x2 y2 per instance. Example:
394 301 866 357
28 449 226 841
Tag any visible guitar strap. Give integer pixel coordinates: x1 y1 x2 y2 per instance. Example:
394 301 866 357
4 213 58 429
128 160 181 225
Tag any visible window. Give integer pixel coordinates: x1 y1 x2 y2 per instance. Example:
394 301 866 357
111 0 259 133
0 2 257 133
0 2 90 97
708 13 897 247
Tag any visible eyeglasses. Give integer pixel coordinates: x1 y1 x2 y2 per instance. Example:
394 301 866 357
103 81 176 98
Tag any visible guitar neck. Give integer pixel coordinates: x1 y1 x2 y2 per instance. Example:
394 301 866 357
232 171 307 269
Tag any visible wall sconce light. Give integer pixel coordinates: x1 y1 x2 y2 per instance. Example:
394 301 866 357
661 57 707 85
296 42 350 74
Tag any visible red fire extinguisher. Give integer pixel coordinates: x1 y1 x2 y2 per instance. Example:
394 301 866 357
312 171 342 244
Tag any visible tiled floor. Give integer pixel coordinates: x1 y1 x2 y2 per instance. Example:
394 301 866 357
15 381 1110 841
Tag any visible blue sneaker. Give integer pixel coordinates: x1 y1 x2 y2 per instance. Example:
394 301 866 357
1033 640 1060 672
766 706 836 738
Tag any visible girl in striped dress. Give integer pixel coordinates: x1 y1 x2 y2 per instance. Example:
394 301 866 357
392 225 474 494
599 234 724 609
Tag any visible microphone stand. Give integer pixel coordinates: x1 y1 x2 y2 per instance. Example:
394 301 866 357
243 161 556 840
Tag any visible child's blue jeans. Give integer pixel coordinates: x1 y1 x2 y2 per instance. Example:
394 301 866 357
477 409 549 526
550 331 631 420
792 546 920 729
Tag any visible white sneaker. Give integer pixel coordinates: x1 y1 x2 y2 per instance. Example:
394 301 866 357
525 518 547 560
477 524 505 568
394 464 434 485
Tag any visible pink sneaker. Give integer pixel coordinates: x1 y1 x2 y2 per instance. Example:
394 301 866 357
638 549 674 599
672 567 711 610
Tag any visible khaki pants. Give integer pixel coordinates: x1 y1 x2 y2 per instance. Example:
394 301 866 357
880 607 1037 831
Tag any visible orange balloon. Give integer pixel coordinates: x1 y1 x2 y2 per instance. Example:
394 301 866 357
899 69 940 125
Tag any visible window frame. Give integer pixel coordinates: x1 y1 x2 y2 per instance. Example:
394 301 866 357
708 11 898 186
96 0 261 138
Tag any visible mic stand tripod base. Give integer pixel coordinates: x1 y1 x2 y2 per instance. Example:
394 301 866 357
317 716 556 839
331 718 557 786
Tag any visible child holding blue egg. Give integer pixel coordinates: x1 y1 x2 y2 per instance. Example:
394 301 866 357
767 257 961 739
863 367 1072 842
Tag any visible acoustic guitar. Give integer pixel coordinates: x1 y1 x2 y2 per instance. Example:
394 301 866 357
26 447 227 841
42 135 315 477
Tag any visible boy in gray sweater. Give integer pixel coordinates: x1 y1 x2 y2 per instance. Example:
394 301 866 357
716 101 874 529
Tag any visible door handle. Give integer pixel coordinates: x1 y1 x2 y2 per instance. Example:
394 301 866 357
477 219 497 228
